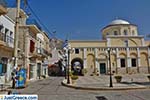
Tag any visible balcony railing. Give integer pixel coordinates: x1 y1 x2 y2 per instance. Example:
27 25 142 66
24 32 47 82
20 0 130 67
36 47 49 56
0 32 14 48
96 47 149 52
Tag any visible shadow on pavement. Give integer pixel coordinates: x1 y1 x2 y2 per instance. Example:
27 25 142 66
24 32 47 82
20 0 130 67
96 96 108 100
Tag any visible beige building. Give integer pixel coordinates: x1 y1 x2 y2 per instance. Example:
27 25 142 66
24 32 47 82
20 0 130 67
7 8 51 81
69 19 150 75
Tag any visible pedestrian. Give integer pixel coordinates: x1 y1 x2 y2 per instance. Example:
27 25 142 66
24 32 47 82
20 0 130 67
11 72 15 89
7 90 12 95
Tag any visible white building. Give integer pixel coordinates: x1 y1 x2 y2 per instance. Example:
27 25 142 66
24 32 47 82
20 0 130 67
0 15 15 83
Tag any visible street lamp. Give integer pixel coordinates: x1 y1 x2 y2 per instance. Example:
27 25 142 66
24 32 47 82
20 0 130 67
106 48 113 87
67 44 71 84
63 46 68 79
63 50 67 79
64 56 67 79
148 45 150 74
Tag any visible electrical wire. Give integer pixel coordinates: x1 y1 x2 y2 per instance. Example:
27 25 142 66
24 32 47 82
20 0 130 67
26 2 55 38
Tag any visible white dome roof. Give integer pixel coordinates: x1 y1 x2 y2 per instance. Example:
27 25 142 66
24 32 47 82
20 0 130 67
109 19 130 25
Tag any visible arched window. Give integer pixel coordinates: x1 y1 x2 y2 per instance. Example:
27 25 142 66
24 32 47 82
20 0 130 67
131 58 136 67
106 33 109 35
114 31 118 35
75 48 79 54
132 30 135 35
124 30 128 35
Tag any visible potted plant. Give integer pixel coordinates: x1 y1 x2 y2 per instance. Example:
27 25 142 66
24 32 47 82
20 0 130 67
147 75 150 82
41 75 46 79
114 75 122 83
71 75 78 84
71 75 78 80
81 68 87 75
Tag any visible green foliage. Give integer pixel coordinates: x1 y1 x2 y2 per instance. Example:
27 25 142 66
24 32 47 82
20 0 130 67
82 69 87 74
147 75 150 78
147 75 150 81
114 76 122 79
69 71 74 76
71 75 78 80
114 75 122 83
90 73 94 76
41 75 46 79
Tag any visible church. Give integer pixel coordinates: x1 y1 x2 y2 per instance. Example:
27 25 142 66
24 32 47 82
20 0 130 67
68 19 150 75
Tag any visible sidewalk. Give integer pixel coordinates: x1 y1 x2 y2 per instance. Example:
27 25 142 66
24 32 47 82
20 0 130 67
0 81 12 94
0 78 46 94
62 74 150 90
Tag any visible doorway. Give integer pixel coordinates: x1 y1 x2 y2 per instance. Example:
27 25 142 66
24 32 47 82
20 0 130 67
99 63 106 74
37 63 41 78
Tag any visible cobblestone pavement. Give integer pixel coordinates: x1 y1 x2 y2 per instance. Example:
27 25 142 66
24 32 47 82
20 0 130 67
5 77 150 100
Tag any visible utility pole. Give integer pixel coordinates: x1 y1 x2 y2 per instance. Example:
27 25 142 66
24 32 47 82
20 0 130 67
14 0 20 69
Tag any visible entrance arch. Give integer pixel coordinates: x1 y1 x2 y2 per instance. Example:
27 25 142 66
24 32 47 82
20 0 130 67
71 58 83 75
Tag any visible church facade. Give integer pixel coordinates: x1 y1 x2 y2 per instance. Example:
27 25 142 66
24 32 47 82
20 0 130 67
69 19 150 75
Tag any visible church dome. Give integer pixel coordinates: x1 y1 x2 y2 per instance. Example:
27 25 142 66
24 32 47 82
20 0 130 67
109 19 130 25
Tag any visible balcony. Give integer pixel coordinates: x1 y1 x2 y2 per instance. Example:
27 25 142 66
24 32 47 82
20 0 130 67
26 19 42 31
36 47 49 57
29 47 49 58
0 0 7 15
0 32 14 48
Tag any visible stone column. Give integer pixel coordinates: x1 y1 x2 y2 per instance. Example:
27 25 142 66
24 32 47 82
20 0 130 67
126 48 130 73
94 48 98 73
83 48 87 69
148 47 150 73
116 48 119 74
142 38 145 46
137 48 140 73
107 38 111 47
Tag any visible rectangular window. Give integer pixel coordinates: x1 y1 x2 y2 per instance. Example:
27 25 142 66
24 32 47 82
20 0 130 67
4 28 9 42
0 64 2 75
0 58 8 75
131 58 136 67
114 31 118 35
0 25 3 32
2 64 7 73
75 48 79 54
120 59 125 67
10 31 13 43
30 40 35 53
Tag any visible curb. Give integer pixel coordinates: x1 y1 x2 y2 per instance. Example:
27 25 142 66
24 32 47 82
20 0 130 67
61 80 150 91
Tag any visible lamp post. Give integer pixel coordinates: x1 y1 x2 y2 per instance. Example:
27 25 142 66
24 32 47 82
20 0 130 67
148 45 150 74
67 44 71 84
63 46 68 79
106 48 113 87
64 55 67 79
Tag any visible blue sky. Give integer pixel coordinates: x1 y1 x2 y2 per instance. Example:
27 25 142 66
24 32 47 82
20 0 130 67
6 0 150 40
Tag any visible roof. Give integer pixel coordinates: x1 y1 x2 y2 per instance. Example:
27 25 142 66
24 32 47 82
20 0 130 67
109 19 130 25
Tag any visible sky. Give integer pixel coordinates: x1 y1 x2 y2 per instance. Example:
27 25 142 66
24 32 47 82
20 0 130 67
6 0 150 40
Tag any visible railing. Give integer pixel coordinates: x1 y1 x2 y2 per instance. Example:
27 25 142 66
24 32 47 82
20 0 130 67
0 32 14 47
96 47 148 52
36 47 49 56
